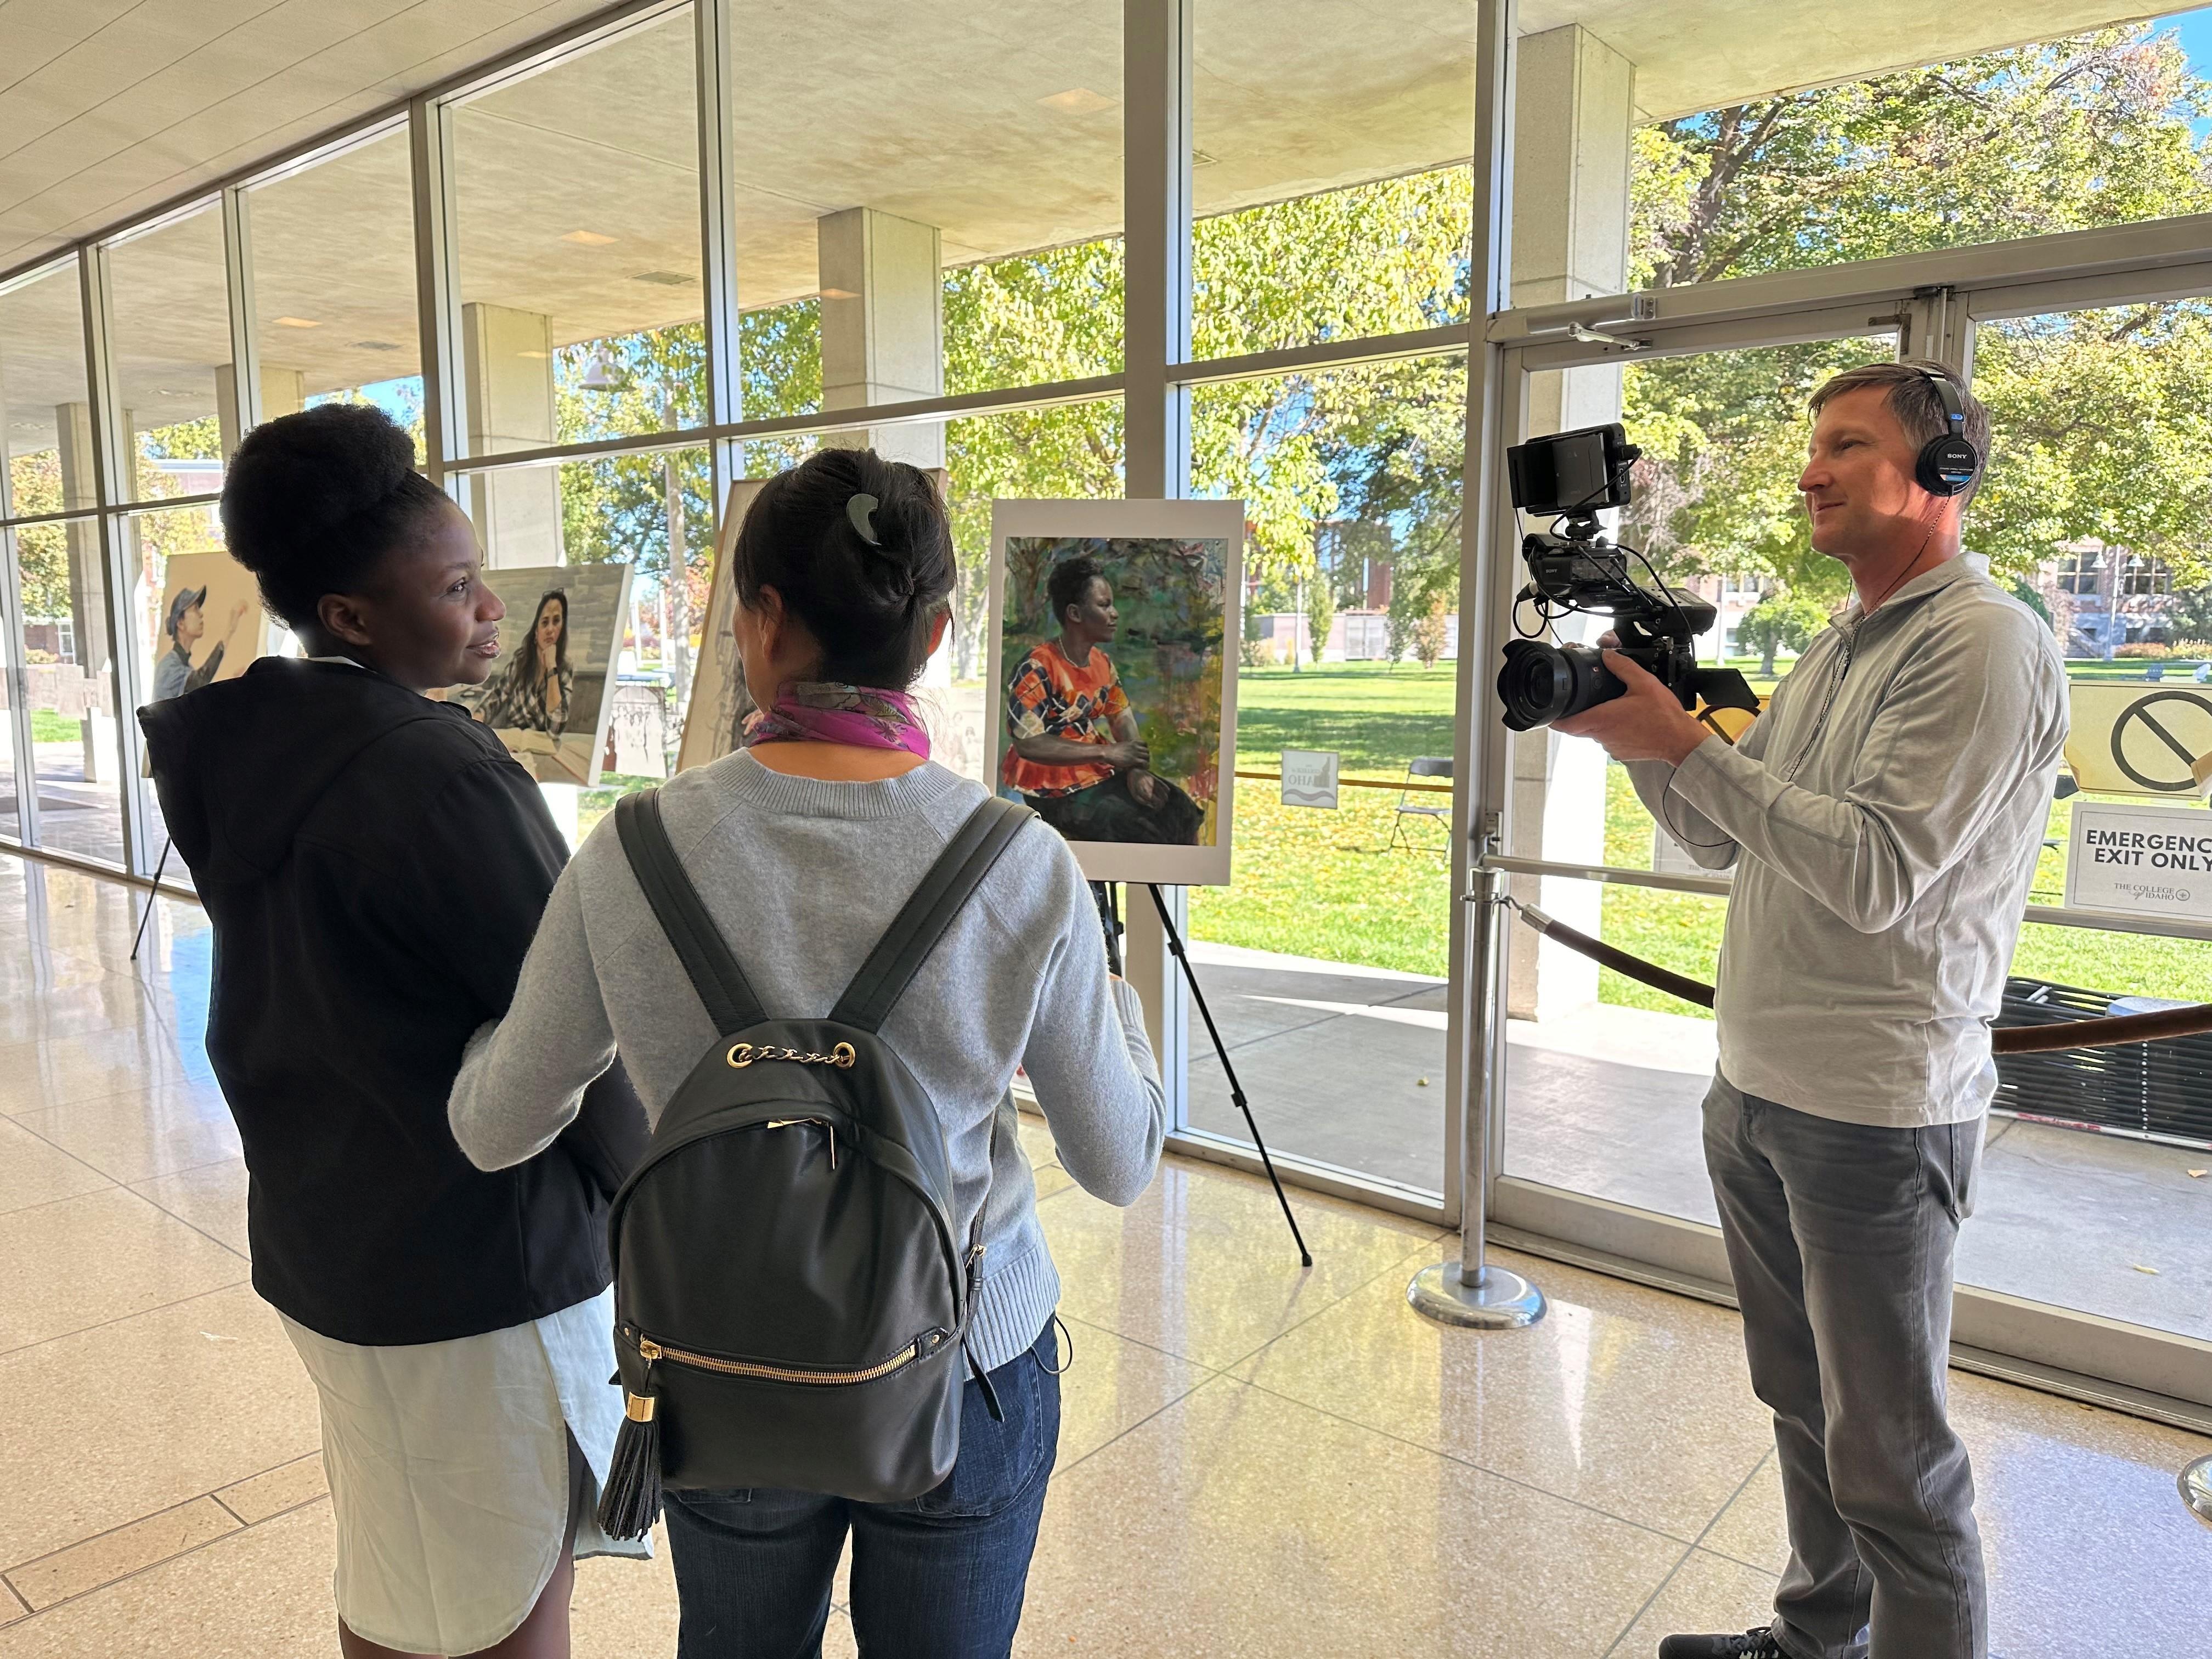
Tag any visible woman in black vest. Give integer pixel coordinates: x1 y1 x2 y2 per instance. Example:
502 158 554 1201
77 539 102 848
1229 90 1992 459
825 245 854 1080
139 403 647 1659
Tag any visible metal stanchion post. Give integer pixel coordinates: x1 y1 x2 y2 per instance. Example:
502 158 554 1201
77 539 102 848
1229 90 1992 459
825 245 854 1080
2182 1455 2212 1531
1408 860 1545 1329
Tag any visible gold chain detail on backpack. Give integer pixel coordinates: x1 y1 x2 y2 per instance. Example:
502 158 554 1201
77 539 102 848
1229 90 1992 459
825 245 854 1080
726 1040 857 1070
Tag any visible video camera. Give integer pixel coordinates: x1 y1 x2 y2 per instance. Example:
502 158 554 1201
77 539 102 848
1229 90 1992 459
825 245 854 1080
1496 424 1759 733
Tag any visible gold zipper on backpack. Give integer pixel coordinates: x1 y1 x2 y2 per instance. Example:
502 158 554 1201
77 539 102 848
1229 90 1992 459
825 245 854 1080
629 1328 927 1386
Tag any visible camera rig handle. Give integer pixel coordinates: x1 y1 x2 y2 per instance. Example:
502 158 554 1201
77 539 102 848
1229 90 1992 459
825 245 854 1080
1681 665 1762 718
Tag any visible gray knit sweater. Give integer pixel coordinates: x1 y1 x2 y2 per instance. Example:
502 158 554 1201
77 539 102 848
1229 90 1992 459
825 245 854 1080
447 752 1166 1372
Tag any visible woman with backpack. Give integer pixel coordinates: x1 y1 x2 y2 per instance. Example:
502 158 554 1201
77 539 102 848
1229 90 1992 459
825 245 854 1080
138 403 650 1659
449 447 1167 1658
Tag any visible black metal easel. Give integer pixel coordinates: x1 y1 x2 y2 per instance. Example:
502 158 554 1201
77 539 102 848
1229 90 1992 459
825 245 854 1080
129 838 173 963
1141 883 1312 1267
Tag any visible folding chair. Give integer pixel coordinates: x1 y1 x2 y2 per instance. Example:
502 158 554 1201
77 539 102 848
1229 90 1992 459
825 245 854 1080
1389 755 1453 851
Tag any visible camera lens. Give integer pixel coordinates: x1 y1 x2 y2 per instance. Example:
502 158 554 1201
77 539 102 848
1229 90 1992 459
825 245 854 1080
1496 640 1624 731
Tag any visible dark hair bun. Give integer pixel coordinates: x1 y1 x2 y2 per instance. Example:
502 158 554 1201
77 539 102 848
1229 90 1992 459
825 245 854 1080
222 403 451 629
732 447 956 688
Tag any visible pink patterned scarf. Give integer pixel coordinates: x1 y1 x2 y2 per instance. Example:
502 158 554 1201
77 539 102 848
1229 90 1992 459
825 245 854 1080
744 681 932 759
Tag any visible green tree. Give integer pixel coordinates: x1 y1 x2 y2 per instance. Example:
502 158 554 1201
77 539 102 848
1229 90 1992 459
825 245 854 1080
1410 596 1451 668
1628 23 2212 590
554 319 716 704
1735 592 1829 675
936 173 1471 682
1302 558 1335 665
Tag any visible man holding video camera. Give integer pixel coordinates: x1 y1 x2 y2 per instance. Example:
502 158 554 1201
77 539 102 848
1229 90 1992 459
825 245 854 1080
1551 361 2068 1659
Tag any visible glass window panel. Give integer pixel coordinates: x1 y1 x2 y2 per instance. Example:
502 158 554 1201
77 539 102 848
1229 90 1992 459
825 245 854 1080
1180 355 1466 1194
555 444 715 834
15 517 122 865
247 128 425 459
1625 7 2212 296
1 261 92 522
1973 917 2212 1345
106 204 232 504
450 10 704 456
1973 300 2212 668
127 503 271 887
722 0 1123 414
1498 336 1897 1223
0 533 20 840
1192 1 1475 359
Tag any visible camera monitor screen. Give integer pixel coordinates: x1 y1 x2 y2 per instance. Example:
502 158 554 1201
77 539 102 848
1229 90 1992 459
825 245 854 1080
1507 424 1632 517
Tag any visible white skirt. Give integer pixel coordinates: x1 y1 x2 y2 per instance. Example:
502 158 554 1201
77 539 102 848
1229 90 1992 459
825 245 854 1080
282 1288 650 1656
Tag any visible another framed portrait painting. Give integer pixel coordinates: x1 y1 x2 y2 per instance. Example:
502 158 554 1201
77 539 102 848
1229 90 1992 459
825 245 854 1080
147 551 274 706
679 469 979 778
447 561 633 786
988 498 1243 886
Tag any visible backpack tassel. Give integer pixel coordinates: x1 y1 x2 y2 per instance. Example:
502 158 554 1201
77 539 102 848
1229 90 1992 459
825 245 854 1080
597 1385 664 1540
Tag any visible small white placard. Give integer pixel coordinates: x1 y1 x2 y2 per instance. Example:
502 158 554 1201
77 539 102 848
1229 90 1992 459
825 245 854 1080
1280 749 1340 809
2065 801 2212 923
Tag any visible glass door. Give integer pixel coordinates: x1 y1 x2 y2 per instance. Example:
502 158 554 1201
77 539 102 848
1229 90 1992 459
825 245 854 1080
1480 315 2212 1414
1493 332 1898 1235
1955 297 2212 1358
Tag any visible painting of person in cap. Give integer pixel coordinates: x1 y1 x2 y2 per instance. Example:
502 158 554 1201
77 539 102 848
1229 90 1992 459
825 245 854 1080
151 574 255 703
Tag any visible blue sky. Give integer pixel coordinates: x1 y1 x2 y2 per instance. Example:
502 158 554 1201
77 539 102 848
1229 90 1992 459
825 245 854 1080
2150 8 2212 134
2168 7 2212 78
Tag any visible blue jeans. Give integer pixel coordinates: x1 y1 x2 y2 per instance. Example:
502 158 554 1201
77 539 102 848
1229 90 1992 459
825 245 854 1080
662 1323 1062 1658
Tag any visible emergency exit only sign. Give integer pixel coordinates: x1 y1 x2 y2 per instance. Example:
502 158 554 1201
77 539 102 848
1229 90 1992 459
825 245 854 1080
2066 801 2212 924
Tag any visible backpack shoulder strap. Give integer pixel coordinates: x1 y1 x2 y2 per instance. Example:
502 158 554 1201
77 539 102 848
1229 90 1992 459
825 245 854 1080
614 789 767 1035
831 797 1032 1034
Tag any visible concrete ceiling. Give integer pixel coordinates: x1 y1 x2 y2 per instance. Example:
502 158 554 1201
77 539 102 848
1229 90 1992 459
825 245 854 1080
0 0 622 273
0 0 2193 477
1538 2 2182 120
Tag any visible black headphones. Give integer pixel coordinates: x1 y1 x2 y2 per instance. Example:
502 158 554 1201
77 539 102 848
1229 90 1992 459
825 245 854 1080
1914 367 1980 498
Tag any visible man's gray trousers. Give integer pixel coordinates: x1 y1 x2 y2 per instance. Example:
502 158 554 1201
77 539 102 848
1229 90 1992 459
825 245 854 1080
1702 1075 1988 1659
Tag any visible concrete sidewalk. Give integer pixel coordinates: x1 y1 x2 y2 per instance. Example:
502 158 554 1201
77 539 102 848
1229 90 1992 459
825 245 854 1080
1180 941 2212 1343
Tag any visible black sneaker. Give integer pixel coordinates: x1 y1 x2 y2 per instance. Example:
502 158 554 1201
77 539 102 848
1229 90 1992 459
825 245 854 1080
1657 1633 1786 1658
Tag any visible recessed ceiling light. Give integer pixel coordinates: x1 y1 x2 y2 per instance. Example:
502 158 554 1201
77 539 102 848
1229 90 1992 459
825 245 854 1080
819 286 859 301
632 270 696 286
1038 87 1115 115
516 350 550 359
561 229 617 246
274 315 320 328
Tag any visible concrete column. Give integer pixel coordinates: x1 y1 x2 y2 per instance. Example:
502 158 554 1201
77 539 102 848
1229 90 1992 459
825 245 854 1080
816 207 945 469
461 302 564 568
1505 25 1636 1021
215 365 305 454
54 403 109 671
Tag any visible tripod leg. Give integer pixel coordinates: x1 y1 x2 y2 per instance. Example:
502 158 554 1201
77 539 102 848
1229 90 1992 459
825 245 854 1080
1090 881 1124 978
131 838 174 963
1147 884 1312 1267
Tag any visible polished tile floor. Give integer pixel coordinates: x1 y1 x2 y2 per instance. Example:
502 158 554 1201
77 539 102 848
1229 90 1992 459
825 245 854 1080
1 851 2207 1657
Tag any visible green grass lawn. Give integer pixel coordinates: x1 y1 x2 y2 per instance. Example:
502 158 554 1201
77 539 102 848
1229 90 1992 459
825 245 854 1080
1191 663 1458 974
1226 661 1458 777
575 658 2207 1009
29 709 79 743
1597 764 2212 1015
1190 658 2209 1013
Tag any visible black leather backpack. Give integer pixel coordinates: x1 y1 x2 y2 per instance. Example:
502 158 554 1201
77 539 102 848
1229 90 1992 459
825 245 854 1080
596 789 1032 1538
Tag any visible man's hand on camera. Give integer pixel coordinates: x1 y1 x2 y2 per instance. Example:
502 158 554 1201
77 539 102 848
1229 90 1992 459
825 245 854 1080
1552 650 1710 767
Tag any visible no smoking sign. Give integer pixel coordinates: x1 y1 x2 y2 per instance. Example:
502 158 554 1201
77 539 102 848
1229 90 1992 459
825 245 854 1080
2063 683 2212 797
